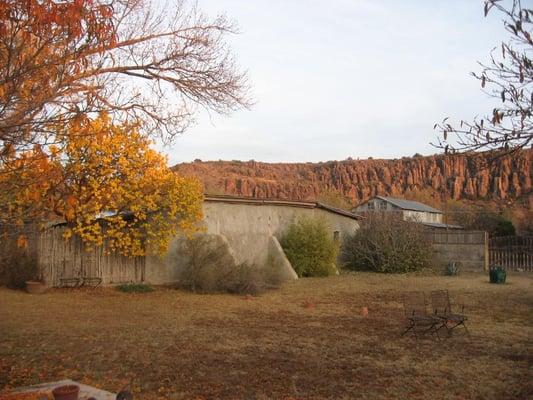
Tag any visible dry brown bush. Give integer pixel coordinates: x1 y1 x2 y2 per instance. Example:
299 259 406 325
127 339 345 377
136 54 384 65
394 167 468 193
0 235 39 289
179 235 281 295
341 212 431 273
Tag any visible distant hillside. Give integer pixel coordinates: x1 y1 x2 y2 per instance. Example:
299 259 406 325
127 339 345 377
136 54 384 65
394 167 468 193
174 149 530 201
173 150 532 231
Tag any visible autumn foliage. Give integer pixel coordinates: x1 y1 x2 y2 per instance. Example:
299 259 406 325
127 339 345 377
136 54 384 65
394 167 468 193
0 0 249 255
0 0 250 152
0 0 116 147
0 114 203 256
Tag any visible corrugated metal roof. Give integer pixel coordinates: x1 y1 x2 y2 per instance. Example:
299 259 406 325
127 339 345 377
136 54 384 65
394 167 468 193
375 196 443 214
316 202 362 220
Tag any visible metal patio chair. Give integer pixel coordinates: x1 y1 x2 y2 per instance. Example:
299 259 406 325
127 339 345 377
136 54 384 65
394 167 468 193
430 289 469 336
81 277 102 287
401 291 442 339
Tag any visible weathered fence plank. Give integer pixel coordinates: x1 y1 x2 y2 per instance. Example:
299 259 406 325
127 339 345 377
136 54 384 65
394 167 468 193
39 225 146 286
489 236 533 271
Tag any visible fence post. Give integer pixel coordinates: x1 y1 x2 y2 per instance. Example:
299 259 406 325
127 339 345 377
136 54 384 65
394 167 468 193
484 231 489 271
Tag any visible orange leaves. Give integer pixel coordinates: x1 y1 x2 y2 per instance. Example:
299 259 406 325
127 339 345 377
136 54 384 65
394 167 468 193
61 194 78 222
1 114 203 257
16 235 28 249
0 144 62 225
0 0 116 152
62 229 73 240
66 196 78 208
0 0 115 41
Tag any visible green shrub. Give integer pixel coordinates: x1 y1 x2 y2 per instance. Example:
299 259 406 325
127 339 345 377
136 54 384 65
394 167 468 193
446 202 516 237
341 212 431 273
469 211 516 237
179 234 279 294
280 217 338 277
116 283 154 293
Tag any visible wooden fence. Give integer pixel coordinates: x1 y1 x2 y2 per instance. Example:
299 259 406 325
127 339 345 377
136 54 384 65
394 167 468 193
39 225 146 286
426 230 487 245
489 236 533 271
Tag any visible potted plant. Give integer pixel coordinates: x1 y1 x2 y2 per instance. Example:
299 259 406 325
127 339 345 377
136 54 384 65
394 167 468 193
51 385 79 400
25 280 48 294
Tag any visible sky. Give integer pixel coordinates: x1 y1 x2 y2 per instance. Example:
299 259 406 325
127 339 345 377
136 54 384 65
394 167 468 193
162 0 506 164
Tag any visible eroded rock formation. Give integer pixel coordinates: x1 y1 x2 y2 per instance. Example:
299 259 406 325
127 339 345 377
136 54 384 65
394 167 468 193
173 150 532 207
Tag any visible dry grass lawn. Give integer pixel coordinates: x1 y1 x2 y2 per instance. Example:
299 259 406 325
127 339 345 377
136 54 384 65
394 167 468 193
0 272 532 399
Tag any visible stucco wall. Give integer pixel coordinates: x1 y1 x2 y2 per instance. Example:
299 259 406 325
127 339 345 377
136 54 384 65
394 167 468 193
145 233 238 285
432 243 488 271
427 231 489 272
144 235 193 285
268 236 299 281
143 201 359 285
202 202 359 267
35 202 359 287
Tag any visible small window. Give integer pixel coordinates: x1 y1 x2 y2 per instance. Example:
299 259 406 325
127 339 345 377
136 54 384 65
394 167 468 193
379 201 387 210
333 231 340 242
368 202 375 210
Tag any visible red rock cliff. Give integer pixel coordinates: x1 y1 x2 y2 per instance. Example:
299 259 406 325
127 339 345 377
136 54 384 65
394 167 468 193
173 150 532 207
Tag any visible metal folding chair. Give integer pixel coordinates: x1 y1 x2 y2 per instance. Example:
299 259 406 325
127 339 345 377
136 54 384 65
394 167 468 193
430 289 469 336
82 277 102 287
402 291 442 339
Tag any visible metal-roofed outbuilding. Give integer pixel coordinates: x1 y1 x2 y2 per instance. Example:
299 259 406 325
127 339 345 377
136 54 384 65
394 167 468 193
352 195 450 226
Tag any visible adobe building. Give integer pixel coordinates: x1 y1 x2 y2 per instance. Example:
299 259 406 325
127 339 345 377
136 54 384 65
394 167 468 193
38 196 362 286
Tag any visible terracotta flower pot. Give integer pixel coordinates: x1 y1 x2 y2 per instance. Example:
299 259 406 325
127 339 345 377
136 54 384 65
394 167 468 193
25 281 47 294
52 384 79 400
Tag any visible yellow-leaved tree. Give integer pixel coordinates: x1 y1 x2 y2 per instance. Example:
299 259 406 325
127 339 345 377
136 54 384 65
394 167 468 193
0 114 203 256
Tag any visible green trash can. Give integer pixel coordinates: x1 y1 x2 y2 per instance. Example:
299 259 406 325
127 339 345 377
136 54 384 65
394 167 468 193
489 265 507 284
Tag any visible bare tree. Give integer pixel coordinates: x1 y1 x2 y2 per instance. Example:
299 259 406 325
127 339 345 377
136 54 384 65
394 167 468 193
435 0 532 154
0 0 251 154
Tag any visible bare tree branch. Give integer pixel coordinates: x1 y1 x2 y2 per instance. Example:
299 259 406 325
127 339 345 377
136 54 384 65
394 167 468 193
0 0 252 156
434 0 532 156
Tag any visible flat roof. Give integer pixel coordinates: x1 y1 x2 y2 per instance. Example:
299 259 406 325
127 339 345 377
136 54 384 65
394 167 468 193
204 195 362 220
